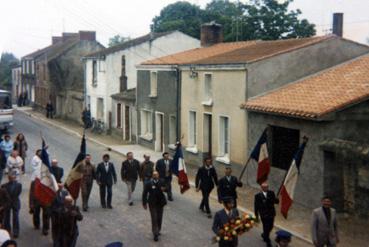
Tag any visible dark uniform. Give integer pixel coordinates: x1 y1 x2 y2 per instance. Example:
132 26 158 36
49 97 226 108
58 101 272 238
60 205 83 247
195 165 218 215
29 181 50 234
46 102 54 118
254 190 279 246
80 161 95 211
140 160 154 184
155 158 173 201
0 186 10 223
217 176 242 208
212 206 240 247
51 188 69 247
50 166 64 183
142 178 167 240
2 180 22 237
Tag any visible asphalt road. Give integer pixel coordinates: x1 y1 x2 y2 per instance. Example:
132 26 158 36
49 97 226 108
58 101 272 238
9 111 309 247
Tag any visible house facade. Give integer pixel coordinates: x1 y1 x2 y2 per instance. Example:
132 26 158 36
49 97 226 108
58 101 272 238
141 32 369 173
243 54 369 213
84 31 199 141
11 66 22 103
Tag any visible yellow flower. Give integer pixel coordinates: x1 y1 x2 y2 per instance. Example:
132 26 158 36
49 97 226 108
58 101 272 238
224 236 229 241
224 227 229 231
232 231 237 236
235 220 241 225
251 220 254 224
245 223 250 228
216 237 220 241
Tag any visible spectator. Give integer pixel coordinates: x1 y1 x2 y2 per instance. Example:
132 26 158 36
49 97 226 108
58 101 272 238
0 135 13 160
6 151 23 180
13 134 27 173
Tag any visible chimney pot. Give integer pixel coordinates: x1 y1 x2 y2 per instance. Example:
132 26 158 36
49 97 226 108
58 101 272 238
200 21 223 47
79 31 96 41
333 13 343 37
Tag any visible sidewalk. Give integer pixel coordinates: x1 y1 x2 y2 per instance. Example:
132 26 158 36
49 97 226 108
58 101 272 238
16 107 369 246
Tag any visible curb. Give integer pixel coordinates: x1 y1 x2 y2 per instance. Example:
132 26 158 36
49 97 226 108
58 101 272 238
17 108 313 245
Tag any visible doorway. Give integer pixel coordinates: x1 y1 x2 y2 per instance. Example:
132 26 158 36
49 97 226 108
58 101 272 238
203 113 212 158
124 105 130 141
155 112 164 152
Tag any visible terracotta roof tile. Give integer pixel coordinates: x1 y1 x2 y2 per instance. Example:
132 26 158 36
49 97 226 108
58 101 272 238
142 35 333 65
242 54 369 119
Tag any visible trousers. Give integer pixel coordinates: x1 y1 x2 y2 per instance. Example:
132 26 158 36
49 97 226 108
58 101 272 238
149 205 164 236
81 179 93 209
4 207 19 236
99 184 112 207
125 180 136 203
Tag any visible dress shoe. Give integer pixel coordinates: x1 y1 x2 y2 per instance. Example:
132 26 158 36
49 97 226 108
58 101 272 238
129 202 133 206
102 205 106 208
168 197 173 201
108 205 113 209
154 235 159 241
42 230 48 236
207 213 212 219
83 208 88 212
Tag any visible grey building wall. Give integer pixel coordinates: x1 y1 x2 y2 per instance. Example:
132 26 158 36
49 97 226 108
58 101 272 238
246 100 369 209
247 38 369 98
136 69 178 151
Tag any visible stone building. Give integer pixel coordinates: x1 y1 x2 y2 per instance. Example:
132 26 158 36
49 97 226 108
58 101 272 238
23 31 104 122
243 53 369 213
11 65 22 103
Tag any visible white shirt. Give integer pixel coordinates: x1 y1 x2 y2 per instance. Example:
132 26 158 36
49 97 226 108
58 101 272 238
31 155 42 180
0 229 10 245
105 162 109 172
7 156 24 179
262 191 267 198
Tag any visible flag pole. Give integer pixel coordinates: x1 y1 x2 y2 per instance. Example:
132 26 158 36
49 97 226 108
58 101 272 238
238 156 252 182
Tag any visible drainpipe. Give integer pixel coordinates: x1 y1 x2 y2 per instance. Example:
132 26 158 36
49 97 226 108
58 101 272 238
82 58 87 108
175 66 181 143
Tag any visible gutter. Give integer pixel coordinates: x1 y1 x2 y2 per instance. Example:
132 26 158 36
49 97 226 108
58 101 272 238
175 66 181 142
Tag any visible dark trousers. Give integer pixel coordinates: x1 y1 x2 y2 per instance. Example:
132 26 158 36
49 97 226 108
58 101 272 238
218 238 238 247
4 207 19 236
33 205 50 231
46 110 53 118
81 180 93 209
199 189 211 213
261 217 274 243
99 184 112 207
149 205 164 236
165 178 172 199
62 229 79 247
51 213 62 247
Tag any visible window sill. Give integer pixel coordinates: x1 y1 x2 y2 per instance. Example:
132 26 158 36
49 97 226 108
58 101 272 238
149 95 157 98
201 99 213 106
216 155 230 164
186 146 198 154
168 144 176 150
140 134 153 141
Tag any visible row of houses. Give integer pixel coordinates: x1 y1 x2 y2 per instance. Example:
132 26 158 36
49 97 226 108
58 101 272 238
14 17 369 215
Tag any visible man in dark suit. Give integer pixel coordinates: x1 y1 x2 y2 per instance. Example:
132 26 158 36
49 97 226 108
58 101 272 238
142 171 167 242
217 167 242 208
254 182 279 247
96 154 117 209
212 197 240 247
50 159 64 184
60 196 83 247
195 157 218 218
2 171 22 238
29 180 50 235
0 185 10 224
51 183 69 247
155 152 173 201
121 152 140 206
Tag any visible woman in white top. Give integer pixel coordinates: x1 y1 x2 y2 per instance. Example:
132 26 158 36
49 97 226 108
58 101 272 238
6 150 24 180
30 149 42 181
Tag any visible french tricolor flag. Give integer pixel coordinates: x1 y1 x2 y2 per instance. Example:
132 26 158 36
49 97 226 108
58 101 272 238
280 137 308 218
250 129 270 185
34 139 58 207
171 143 190 194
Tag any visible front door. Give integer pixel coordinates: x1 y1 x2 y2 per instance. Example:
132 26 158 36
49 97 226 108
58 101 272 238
124 105 130 141
203 113 212 158
155 113 164 152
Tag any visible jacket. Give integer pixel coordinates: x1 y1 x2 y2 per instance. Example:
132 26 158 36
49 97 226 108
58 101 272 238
195 166 218 191
212 208 239 247
155 158 173 179
254 190 279 219
142 178 167 207
140 160 155 180
311 207 339 246
121 159 140 181
2 181 22 210
50 166 64 183
217 176 242 201
96 162 117 186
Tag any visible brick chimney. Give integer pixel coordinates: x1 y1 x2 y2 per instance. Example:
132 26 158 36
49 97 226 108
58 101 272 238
200 21 223 47
62 32 78 42
333 13 343 37
52 36 62 45
120 55 127 92
79 31 96 41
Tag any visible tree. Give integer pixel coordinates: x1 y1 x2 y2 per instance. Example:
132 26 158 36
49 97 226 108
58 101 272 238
152 0 315 41
152 1 205 39
0 53 19 90
108 35 131 47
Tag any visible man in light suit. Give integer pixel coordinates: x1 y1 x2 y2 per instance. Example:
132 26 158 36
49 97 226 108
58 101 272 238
96 154 117 209
311 196 339 247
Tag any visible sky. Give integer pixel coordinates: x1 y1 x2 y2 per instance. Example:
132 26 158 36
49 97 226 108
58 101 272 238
1 0 369 58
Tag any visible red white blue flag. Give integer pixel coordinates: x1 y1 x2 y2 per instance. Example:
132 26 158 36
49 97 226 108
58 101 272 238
250 129 270 185
280 137 308 218
34 139 58 206
171 143 190 194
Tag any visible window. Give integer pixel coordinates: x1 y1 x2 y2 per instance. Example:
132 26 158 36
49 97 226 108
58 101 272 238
188 111 197 147
22 61 26 74
219 116 230 157
150 71 157 97
26 60 29 74
169 115 176 145
270 126 300 170
86 96 91 110
31 61 35 74
92 60 97 86
140 110 153 139
203 74 213 105
116 103 122 128
96 98 104 120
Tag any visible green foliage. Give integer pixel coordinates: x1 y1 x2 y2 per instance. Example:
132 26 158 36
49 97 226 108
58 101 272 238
108 35 131 47
0 53 19 90
152 0 316 41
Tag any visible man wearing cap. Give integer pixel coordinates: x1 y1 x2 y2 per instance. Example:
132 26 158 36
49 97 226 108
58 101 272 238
142 171 167 242
217 167 242 208
254 182 279 247
2 172 22 238
311 196 339 247
275 230 292 247
140 155 154 186
80 154 95 212
50 159 64 184
212 197 239 247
